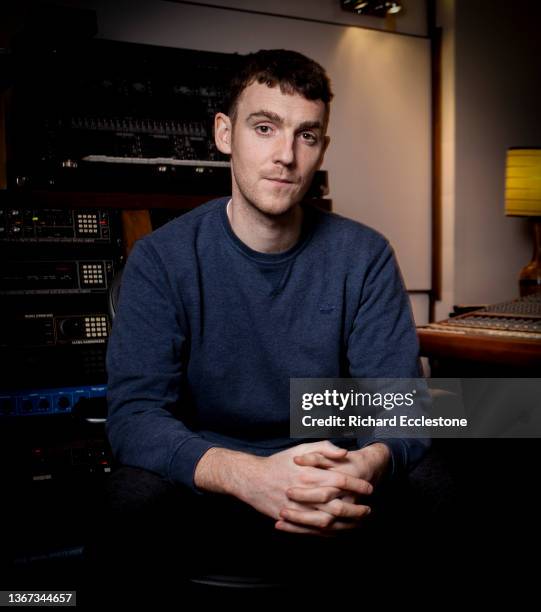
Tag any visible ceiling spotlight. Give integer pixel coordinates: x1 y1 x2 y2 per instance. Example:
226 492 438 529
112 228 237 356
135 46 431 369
386 2 402 14
341 0 403 17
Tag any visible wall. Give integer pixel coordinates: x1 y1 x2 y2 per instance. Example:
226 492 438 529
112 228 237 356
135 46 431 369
437 0 541 317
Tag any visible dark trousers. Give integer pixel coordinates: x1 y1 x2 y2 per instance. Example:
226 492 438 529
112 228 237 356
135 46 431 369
82 449 459 604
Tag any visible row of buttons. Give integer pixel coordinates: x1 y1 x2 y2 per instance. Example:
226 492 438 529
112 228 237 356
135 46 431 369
81 264 105 285
85 316 108 338
77 213 100 235
448 316 541 332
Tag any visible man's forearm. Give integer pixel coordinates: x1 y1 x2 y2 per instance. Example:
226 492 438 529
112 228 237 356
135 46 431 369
194 446 262 501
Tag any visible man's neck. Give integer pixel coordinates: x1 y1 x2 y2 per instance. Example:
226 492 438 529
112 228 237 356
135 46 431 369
227 198 303 254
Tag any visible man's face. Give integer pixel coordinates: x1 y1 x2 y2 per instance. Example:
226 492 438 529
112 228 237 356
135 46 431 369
216 81 329 217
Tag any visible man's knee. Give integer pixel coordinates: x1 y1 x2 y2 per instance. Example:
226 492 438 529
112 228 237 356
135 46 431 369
105 465 177 516
92 466 188 573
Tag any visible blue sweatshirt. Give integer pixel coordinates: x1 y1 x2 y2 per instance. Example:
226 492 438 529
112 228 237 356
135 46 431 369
106 197 428 491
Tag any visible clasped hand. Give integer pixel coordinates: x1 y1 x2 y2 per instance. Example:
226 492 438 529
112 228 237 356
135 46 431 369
245 440 390 537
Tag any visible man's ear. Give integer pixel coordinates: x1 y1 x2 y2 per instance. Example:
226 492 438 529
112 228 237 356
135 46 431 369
214 112 232 155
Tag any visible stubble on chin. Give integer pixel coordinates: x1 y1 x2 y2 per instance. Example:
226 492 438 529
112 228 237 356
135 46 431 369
249 194 301 219
235 182 298 218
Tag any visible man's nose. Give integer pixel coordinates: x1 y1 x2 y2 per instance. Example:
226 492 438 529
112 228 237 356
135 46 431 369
273 134 296 166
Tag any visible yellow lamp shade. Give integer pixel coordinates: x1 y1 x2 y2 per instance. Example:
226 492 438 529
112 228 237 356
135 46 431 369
505 148 541 216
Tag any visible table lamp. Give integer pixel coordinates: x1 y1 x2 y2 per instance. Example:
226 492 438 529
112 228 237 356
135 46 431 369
504 148 541 296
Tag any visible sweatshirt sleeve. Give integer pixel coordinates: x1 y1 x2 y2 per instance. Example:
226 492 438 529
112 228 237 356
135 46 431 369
105 237 215 491
346 238 430 476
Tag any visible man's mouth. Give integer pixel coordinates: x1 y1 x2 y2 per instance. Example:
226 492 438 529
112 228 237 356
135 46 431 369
265 177 295 184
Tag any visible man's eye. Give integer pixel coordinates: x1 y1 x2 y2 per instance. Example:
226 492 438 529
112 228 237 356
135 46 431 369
255 125 272 135
301 132 317 144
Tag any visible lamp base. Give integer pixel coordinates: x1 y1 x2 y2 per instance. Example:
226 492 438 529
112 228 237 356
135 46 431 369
519 218 541 297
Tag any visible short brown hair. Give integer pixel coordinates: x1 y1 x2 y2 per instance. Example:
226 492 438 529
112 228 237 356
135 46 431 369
225 49 333 124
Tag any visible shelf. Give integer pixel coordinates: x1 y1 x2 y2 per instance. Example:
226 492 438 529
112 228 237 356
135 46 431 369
0 190 331 211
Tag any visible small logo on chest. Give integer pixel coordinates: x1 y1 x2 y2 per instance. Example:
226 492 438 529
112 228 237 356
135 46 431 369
319 304 335 314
